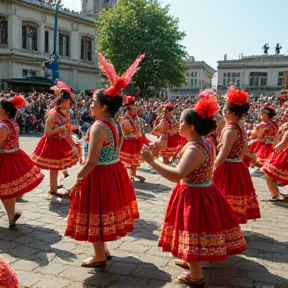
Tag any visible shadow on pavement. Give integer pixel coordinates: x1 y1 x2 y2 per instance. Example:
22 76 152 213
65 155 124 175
131 219 159 241
82 255 172 287
243 231 288 263
48 199 71 218
133 181 171 193
0 224 76 266
203 255 288 287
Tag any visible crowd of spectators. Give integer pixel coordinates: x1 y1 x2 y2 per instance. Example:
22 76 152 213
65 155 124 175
1 90 288 136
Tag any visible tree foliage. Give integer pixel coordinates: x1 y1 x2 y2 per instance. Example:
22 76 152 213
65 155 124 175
95 0 187 96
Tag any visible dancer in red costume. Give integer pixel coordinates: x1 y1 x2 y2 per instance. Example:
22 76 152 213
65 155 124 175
262 122 288 201
119 96 148 181
0 257 19 288
64 52 143 268
31 90 81 203
152 103 180 164
0 96 44 227
142 96 246 286
248 106 278 166
214 86 261 224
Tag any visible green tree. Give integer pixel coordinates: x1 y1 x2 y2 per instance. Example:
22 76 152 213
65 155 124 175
95 0 187 97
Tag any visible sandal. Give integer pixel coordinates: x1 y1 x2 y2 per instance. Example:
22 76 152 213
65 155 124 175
174 272 204 286
81 257 107 268
9 211 22 228
50 191 71 200
105 251 112 261
133 175 146 182
174 259 189 270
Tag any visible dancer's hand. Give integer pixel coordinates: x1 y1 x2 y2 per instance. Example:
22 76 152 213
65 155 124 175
141 148 154 164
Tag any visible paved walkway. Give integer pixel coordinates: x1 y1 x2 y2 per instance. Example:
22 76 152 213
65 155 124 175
0 135 288 288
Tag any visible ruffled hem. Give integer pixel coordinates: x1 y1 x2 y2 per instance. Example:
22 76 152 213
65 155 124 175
158 224 246 262
65 200 139 243
0 166 44 199
262 164 288 186
31 153 78 170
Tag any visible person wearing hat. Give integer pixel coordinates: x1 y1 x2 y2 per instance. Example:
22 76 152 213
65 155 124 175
152 102 181 164
248 105 278 166
31 88 81 203
214 85 261 224
119 96 148 181
0 96 44 227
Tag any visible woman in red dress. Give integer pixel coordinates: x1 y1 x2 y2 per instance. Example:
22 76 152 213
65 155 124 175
31 91 81 203
214 86 261 223
0 96 44 227
64 52 143 267
142 96 246 286
152 103 181 164
0 257 19 288
249 105 278 166
262 122 288 201
119 96 147 181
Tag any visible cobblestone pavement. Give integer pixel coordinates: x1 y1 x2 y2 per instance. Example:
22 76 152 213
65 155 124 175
0 135 288 288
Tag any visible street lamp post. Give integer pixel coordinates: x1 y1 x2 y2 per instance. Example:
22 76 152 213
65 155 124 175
44 0 61 82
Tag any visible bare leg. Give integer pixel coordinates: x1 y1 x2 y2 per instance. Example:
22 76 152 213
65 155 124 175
1 198 16 223
131 165 138 177
163 157 169 165
82 241 106 264
188 261 203 280
265 174 279 198
50 170 59 192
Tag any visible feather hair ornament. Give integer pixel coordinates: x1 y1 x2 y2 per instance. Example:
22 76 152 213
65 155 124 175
124 96 136 106
194 96 219 119
98 52 145 97
10 96 26 109
165 102 174 109
226 85 249 106
198 90 217 99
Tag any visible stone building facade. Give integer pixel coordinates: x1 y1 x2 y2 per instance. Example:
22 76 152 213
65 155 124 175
0 0 101 90
217 54 288 95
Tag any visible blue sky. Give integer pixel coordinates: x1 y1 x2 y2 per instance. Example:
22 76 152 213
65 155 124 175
61 0 288 70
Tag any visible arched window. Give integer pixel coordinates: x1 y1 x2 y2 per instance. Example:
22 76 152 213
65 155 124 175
0 16 8 45
22 22 38 51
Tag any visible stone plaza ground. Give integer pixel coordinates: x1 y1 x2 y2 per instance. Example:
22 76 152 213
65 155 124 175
0 134 288 288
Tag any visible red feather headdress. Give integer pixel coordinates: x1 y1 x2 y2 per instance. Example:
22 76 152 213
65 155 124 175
98 52 145 97
124 96 136 106
194 96 219 119
11 96 26 109
226 85 249 106
165 102 174 109
198 90 217 99
50 80 76 105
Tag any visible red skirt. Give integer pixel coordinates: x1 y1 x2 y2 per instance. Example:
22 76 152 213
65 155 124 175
119 138 143 167
31 135 79 170
65 161 139 243
250 140 273 159
158 182 246 262
213 161 261 223
0 149 44 199
262 149 288 186
0 258 19 288
160 133 181 159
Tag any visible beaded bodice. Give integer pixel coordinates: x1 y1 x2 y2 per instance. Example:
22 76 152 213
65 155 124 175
221 123 244 159
119 114 141 138
182 139 215 184
0 119 19 150
256 121 278 143
97 120 120 165
45 108 70 137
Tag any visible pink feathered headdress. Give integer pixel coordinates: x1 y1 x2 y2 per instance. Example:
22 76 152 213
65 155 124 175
98 53 145 97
